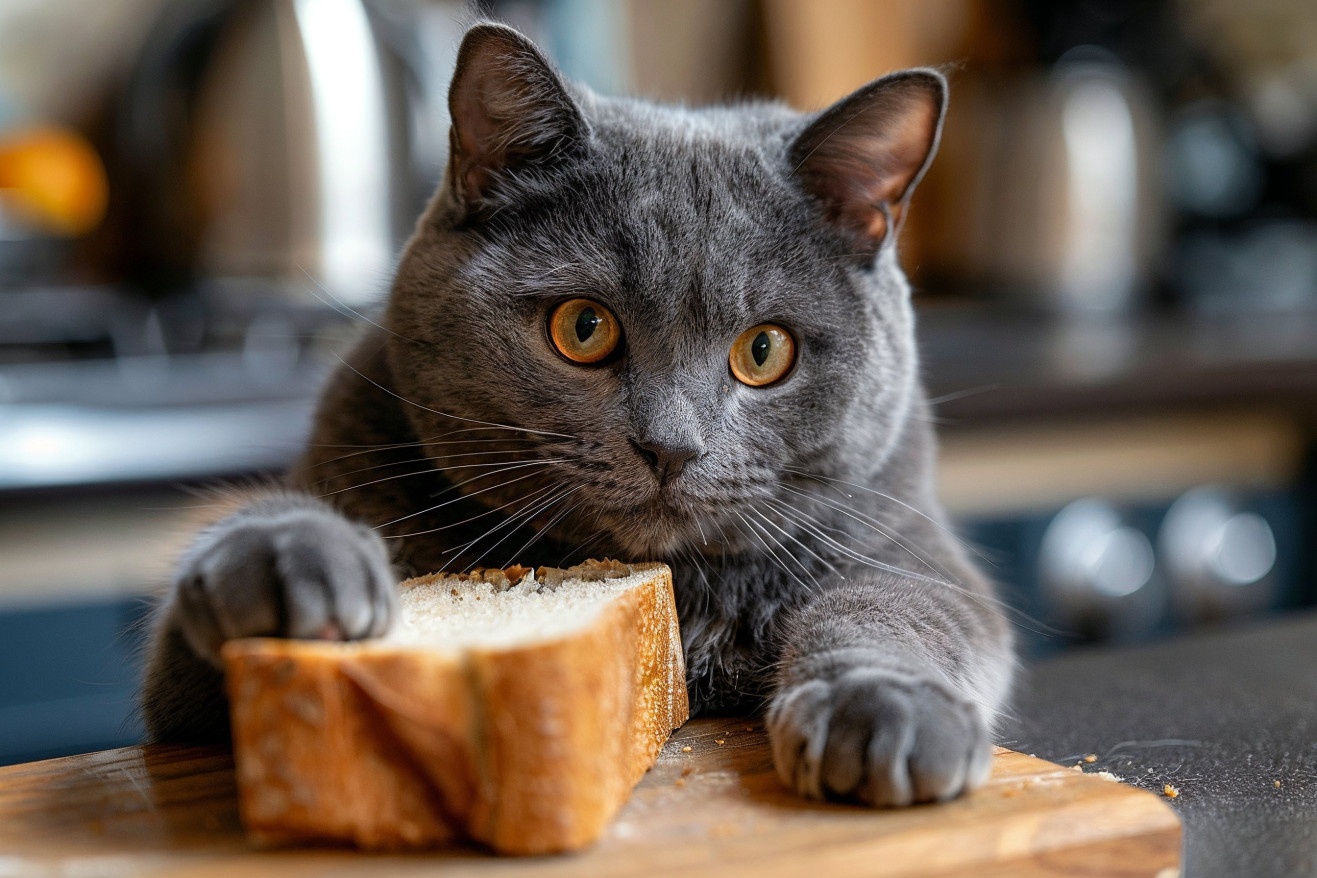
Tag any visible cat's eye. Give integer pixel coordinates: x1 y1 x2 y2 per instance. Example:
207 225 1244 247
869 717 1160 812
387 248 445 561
729 324 795 387
549 298 622 364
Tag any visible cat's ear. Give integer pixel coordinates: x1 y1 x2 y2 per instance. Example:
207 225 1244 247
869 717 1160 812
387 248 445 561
447 23 588 205
789 69 946 253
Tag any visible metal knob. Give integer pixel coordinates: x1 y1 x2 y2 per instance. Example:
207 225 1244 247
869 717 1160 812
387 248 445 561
1159 486 1277 622
1038 498 1162 640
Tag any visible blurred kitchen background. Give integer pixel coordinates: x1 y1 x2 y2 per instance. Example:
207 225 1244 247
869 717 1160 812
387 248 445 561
1 0 1315 764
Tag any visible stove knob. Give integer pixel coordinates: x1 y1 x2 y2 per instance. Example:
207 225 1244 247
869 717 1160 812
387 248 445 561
1159 486 1277 621
1038 498 1162 639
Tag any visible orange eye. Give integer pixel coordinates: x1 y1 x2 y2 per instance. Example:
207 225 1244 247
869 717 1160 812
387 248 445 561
549 299 622 364
730 324 795 386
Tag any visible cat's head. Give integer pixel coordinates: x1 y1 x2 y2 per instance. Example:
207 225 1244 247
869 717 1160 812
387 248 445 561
384 23 944 560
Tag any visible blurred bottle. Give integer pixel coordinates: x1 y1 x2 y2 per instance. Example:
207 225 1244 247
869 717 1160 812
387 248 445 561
0 125 108 238
1169 0 1317 314
930 55 1165 316
1167 95 1317 314
0 106 109 287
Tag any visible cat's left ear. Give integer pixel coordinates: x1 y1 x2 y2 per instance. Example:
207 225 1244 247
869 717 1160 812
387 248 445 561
447 23 588 207
789 69 946 253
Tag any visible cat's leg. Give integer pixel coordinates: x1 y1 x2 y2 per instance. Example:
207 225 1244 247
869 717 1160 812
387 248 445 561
140 489 396 741
766 576 1013 806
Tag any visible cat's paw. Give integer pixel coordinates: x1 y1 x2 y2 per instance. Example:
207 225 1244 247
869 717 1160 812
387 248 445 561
767 667 991 807
171 504 396 666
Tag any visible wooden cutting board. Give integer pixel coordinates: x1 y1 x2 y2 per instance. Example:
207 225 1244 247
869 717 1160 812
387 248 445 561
0 718 1179 877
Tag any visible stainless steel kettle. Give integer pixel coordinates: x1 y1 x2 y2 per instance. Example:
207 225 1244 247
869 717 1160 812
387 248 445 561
117 0 454 306
931 57 1166 315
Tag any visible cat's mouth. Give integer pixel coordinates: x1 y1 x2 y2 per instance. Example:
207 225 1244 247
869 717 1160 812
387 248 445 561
583 491 747 560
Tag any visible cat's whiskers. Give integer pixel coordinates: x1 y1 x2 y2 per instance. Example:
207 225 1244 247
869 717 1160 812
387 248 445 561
378 466 558 528
319 447 547 484
693 515 709 548
496 489 583 569
306 434 536 469
684 546 712 617
331 350 580 441
733 510 816 595
689 545 718 600
776 481 945 578
925 385 1002 407
437 484 574 570
316 458 563 499
707 515 735 555
452 485 579 572
764 496 1026 620
383 481 559 541
763 496 949 587
781 467 993 566
671 541 716 614
549 527 607 569
295 264 423 345
750 507 845 582
507 260 588 295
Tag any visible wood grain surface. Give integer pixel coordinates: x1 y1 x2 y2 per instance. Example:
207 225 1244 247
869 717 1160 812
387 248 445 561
0 718 1180 877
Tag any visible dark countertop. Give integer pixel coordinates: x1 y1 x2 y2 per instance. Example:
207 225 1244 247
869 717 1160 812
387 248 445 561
1003 610 1317 878
918 305 1317 426
4 299 1317 491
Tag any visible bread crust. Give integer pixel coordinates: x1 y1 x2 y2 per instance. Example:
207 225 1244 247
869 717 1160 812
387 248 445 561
223 561 687 854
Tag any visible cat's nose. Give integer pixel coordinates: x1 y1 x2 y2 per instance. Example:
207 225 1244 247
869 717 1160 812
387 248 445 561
630 438 702 486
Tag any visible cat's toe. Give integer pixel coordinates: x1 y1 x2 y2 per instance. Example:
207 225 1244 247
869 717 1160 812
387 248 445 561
172 509 395 665
264 517 394 640
768 668 990 807
767 678 832 798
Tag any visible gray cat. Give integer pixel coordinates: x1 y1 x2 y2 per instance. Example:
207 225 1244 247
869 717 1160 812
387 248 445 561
142 22 1013 808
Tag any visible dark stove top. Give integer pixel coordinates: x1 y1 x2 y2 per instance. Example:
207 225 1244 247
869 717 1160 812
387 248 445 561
0 284 350 490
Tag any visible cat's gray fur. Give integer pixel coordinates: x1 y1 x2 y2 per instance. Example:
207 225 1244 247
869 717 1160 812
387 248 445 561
142 23 1013 807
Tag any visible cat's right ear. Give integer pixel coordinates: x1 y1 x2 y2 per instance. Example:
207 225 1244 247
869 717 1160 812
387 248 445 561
789 69 946 255
447 23 588 208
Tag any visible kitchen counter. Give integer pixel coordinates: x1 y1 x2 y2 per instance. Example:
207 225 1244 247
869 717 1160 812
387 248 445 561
0 718 1178 877
919 305 1317 427
1003 610 1317 878
10 614 1317 875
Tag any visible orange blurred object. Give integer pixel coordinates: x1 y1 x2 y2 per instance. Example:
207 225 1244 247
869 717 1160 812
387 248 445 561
0 125 108 237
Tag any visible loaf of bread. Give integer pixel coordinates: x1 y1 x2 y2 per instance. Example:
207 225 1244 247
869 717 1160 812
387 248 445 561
222 560 687 855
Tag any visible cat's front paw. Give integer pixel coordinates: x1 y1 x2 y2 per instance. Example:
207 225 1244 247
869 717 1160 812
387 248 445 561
171 504 396 666
767 667 991 807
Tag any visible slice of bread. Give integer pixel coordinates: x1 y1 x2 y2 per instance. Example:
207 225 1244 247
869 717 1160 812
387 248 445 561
222 560 687 855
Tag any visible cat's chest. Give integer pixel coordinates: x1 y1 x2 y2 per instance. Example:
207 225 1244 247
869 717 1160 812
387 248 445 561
669 553 809 712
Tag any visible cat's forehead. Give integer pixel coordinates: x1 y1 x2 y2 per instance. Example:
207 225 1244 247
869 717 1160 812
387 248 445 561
564 100 839 318
588 99 797 205
467 95 862 337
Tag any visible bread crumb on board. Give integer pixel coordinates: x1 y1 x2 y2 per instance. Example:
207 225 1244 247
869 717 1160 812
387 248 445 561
715 739 725 745
1083 754 1097 763
681 746 692 753
1163 784 1179 798
1274 780 1282 788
